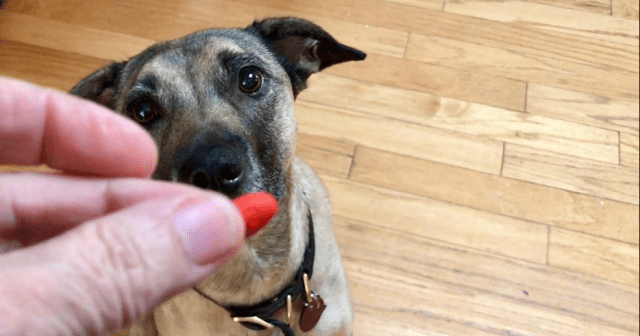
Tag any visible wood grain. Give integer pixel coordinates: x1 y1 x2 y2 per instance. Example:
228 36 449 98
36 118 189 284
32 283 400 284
620 133 640 170
350 146 640 244
338 217 639 336
527 84 639 135
0 41 108 91
229 0 640 98
613 0 640 19
323 53 527 112
6 0 410 59
296 133 356 157
405 33 639 103
296 101 504 174
502 143 639 205
1 0 638 334
444 0 639 45
323 176 549 263
0 12 153 61
548 227 640 285
302 74 620 164
295 134 353 179
527 0 611 14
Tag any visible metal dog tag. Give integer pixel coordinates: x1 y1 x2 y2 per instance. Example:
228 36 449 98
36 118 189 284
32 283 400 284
299 292 326 332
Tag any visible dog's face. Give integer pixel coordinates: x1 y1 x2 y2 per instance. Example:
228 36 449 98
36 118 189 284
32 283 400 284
71 18 365 201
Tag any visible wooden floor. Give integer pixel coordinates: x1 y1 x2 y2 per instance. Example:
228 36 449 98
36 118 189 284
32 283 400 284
1 0 638 335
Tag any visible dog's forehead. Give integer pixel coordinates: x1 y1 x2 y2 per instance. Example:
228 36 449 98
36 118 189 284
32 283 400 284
135 30 279 81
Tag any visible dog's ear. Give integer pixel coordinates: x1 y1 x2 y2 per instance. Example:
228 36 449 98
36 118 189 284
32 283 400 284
248 17 366 97
69 61 127 109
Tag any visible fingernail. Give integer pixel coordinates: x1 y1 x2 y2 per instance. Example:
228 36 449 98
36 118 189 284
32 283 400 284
173 197 243 266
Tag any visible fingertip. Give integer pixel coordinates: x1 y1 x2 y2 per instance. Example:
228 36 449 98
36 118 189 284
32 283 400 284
173 195 245 267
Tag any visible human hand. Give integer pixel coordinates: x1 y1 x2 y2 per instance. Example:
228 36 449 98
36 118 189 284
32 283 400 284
0 77 245 336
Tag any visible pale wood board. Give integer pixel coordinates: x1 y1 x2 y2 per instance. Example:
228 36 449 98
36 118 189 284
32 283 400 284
0 12 153 61
228 0 640 100
7 0 411 59
322 53 528 112
526 0 611 14
296 133 356 157
302 74 620 164
548 227 640 286
377 0 444 9
1 0 638 334
295 137 353 179
526 84 639 135
502 143 639 205
296 101 504 175
338 217 639 336
444 0 639 46
0 41 108 91
405 33 639 104
350 146 640 244
620 132 640 170
613 0 640 19
322 175 550 264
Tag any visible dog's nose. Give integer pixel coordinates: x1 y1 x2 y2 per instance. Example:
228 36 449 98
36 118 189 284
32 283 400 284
179 145 245 195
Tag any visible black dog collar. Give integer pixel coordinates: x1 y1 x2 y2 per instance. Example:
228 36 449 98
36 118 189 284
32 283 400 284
193 210 316 336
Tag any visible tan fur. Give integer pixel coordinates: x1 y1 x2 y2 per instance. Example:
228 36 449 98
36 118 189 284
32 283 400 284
70 18 365 336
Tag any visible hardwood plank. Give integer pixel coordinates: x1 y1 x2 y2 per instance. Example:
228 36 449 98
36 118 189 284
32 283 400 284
525 0 611 14
99 0 528 111
445 0 639 46
620 133 639 170
613 0 640 20
548 227 639 286
295 139 352 179
503 143 639 205
302 74 619 164
0 12 153 61
26 0 546 111
323 176 549 263
527 84 639 135
378 0 443 9
0 40 108 91
227 0 639 86
405 33 639 104
296 101 504 174
324 53 526 112
7 0 409 59
337 217 639 335
349 146 640 244
296 132 356 157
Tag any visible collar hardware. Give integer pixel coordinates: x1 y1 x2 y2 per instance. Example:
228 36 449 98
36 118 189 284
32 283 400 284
198 209 318 336
232 316 275 330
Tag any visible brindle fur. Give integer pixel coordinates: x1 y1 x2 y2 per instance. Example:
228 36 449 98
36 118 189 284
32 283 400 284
69 17 365 335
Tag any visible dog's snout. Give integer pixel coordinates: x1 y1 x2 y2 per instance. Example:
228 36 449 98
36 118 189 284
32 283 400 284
179 144 245 195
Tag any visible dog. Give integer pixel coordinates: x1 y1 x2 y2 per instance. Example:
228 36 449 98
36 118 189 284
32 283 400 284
69 17 366 335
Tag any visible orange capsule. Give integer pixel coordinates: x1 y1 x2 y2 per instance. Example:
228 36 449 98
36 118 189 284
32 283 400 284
233 192 278 237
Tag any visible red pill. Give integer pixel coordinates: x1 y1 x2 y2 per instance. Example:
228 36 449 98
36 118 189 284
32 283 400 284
233 192 278 237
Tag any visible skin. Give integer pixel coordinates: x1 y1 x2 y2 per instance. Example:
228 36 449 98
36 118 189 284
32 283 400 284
0 77 245 336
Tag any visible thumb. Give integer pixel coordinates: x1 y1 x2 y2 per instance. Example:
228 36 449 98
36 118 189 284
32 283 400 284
0 193 245 336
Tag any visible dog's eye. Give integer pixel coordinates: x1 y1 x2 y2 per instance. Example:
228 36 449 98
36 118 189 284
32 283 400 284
238 68 263 94
130 100 156 124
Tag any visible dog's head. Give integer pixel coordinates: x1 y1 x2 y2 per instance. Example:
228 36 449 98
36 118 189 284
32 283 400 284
70 17 365 200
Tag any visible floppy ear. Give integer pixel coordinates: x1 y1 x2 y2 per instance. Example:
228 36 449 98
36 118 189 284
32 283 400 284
248 17 366 97
69 61 127 109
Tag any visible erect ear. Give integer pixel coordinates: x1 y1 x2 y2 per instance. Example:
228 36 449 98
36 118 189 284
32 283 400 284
69 61 127 109
248 17 366 97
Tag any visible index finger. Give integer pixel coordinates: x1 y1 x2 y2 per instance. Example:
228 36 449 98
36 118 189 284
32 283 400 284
0 77 157 177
